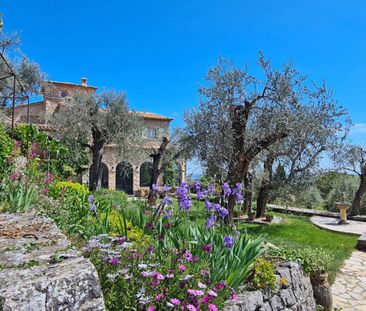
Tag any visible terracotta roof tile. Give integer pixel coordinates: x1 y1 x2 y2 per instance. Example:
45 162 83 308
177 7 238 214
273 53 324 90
136 112 173 121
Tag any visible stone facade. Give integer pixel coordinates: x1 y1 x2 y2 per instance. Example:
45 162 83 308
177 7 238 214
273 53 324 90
0 212 105 310
224 262 317 311
11 78 186 194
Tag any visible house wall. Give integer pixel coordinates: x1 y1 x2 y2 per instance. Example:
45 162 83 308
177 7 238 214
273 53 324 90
11 79 186 194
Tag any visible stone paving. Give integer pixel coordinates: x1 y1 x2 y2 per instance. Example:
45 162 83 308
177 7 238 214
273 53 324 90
310 215 366 235
332 250 366 310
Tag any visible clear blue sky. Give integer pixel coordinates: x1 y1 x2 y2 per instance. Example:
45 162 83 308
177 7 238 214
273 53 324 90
2 0 366 145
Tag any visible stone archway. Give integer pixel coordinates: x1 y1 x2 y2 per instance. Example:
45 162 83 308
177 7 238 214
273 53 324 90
116 162 133 195
89 163 109 189
140 162 153 187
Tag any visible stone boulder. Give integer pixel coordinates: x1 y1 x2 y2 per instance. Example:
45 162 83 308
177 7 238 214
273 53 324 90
224 262 316 311
0 212 105 311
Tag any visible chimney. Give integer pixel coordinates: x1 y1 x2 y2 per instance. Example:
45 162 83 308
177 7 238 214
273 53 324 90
81 77 88 86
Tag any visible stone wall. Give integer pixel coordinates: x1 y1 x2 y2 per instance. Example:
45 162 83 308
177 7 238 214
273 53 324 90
224 262 317 311
0 212 105 311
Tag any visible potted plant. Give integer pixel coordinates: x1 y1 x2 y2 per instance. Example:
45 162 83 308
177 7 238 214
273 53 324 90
248 212 256 221
265 212 274 222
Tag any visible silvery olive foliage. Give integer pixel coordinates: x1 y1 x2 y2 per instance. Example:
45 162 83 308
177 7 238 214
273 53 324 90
333 145 366 215
0 15 44 111
180 54 348 220
53 91 143 191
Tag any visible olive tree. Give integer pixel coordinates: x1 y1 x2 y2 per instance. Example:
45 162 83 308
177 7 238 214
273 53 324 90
255 109 348 218
0 15 43 110
54 91 143 191
181 54 347 222
334 145 366 215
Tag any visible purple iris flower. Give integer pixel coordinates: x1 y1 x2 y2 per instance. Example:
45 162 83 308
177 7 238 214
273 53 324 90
88 194 94 203
232 183 243 203
151 184 158 193
162 185 172 193
213 204 222 213
164 209 173 218
179 198 192 211
218 207 229 218
207 184 216 195
234 192 243 203
224 236 234 249
90 204 97 212
181 182 189 189
205 200 213 211
193 180 201 192
161 195 172 206
206 215 216 228
196 189 206 200
175 184 192 212
222 183 232 197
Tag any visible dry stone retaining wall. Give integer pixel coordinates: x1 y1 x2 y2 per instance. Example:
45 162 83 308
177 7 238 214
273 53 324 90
224 262 317 311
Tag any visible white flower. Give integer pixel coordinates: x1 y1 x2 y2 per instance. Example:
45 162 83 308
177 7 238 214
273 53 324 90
197 282 207 289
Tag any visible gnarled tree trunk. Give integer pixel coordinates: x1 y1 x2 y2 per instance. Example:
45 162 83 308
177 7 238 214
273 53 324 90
351 167 366 216
256 156 274 218
89 127 105 192
147 137 169 206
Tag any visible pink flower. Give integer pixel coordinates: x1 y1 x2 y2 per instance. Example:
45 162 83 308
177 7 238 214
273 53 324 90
151 279 160 286
155 293 164 301
178 264 186 271
231 291 238 301
170 298 181 305
10 172 20 181
214 281 226 291
153 272 165 280
201 295 212 304
187 289 204 297
45 172 54 184
108 257 119 265
186 304 198 311
42 188 50 196
208 304 218 311
147 306 156 311
200 270 209 276
166 273 174 279
184 250 194 262
202 244 213 252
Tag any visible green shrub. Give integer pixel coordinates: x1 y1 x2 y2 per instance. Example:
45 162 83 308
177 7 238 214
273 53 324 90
0 124 13 178
252 257 277 290
269 247 332 277
49 181 89 198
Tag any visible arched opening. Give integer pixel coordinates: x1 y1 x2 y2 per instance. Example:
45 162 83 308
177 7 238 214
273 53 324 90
89 163 109 189
140 162 153 187
116 162 133 195
163 162 181 187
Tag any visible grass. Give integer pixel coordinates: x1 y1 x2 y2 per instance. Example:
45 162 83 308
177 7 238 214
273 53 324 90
161 198 358 283
236 213 358 283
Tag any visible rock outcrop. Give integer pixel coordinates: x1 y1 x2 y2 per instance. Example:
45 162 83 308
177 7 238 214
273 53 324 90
0 212 105 311
224 262 317 311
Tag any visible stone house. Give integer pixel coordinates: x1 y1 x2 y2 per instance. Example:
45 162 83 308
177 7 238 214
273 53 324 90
11 78 186 194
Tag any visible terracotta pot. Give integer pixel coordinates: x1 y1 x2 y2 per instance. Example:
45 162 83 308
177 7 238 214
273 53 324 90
311 272 333 311
248 212 256 221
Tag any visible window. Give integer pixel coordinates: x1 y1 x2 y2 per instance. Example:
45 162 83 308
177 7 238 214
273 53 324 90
146 127 158 139
60 90 68 98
